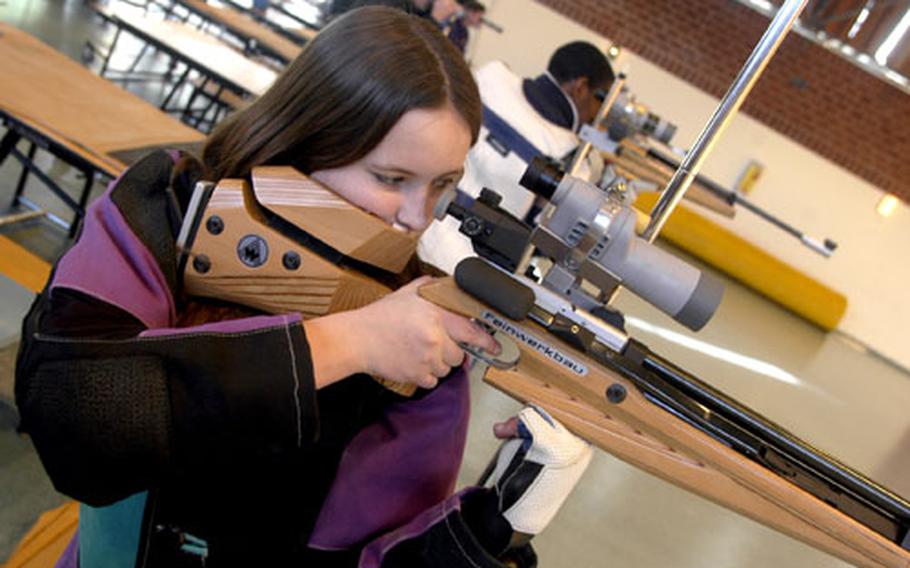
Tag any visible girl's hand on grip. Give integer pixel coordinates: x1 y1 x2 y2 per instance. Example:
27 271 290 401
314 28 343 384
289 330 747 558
352 277 500 389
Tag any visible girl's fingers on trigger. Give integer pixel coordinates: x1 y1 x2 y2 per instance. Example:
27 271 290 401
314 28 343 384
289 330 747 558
442 339 466 368
441 312 500 355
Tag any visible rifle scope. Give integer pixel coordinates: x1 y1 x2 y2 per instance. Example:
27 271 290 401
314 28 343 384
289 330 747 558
521 157 723 331
519 156 564 201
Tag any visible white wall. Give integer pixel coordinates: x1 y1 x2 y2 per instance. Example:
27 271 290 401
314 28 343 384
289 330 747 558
469 1 910 371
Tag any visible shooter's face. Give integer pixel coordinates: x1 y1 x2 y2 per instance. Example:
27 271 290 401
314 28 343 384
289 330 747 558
311 106 471 233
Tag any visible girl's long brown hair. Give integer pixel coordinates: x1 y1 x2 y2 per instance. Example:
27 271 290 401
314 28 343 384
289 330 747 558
202 6 481 180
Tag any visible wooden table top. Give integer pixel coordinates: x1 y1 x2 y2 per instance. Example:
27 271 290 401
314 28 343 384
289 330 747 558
226 0 319 42
109 6 279 97
178 0 303 62
276 19 318 43
0 23 204 177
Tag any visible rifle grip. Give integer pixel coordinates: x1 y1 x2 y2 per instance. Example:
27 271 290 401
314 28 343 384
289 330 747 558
376 378 417 397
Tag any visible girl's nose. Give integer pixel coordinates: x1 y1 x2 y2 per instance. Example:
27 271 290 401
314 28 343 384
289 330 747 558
395 189 432 232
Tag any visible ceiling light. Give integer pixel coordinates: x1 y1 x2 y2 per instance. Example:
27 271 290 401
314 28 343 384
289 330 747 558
876 194 900 217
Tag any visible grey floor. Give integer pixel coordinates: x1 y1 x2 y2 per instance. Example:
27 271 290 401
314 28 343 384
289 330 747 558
2 1 909 566
0 273 65 562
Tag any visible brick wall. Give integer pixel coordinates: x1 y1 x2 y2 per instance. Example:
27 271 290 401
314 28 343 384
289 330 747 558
536 0 910 201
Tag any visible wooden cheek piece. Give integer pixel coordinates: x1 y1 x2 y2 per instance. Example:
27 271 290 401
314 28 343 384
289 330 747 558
181 166 419 396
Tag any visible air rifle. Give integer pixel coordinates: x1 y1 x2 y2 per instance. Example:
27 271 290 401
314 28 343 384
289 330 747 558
175 158 910 567
173 0 908 563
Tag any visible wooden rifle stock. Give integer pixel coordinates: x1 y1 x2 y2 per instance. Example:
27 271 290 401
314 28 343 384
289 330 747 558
419 277 910 568
179 166 418 396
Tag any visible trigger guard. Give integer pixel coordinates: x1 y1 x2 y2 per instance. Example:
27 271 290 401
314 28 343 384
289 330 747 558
460 328 520 370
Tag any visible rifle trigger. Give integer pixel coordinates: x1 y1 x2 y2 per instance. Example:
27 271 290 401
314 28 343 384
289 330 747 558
460 329 520 370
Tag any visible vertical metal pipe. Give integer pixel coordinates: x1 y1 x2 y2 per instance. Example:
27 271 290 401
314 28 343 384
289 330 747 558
567 73 627 177
642 0 809 243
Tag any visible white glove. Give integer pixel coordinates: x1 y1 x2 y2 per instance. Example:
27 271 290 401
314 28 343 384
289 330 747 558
488 405 593 535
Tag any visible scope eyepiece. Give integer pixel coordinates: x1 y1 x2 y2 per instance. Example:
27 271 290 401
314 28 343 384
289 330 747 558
520 157 564 201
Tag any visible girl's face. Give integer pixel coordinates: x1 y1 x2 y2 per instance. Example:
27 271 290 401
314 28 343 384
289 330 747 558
311 106 472 234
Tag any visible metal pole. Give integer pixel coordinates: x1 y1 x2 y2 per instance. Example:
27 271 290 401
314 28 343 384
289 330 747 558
642 0 809 243
567 73 627 177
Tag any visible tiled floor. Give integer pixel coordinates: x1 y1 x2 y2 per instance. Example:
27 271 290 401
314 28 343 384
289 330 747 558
1 1 909 566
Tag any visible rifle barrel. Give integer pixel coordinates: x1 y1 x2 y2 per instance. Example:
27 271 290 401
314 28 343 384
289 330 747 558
646 147 837 256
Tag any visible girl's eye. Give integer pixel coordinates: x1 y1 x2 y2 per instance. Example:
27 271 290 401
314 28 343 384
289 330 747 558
373 172 406 186
433 178 456 190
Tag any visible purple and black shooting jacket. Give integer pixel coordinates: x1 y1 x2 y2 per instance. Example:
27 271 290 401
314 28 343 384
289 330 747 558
15 151 533 568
